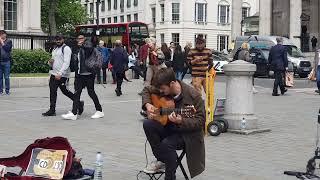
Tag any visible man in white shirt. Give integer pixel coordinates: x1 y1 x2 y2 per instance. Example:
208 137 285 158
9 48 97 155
42 35 83 116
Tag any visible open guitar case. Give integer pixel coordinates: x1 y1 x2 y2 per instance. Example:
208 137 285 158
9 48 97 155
0 137 74 180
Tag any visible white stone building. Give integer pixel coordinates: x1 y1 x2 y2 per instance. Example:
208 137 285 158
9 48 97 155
81 0 259 51
0 0 44 49
259 0 320 51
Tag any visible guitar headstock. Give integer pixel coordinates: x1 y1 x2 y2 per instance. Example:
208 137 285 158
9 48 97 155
181 105 196 118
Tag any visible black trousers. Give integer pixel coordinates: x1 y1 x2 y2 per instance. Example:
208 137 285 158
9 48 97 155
115 71 125 91
72 74 102 115
130 66 145 79
143 119 184 180
49 75 74 110
96 67 107 83
273 71 285 94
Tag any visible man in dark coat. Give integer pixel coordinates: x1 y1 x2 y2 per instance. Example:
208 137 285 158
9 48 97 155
141 68 205 180
268 37 288 96
110 40 129 96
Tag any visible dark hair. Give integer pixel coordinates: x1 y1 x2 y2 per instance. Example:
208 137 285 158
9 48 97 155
170 42 174 45
153 68 176 88
161 43 171 58
0 30 7 35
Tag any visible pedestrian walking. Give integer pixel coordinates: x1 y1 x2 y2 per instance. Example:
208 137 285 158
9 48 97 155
314 47 320 94
96 40 109 84
268 37 288 96
43 35 84 117
110 40 129 96
172 44 186 81
62 34 104 120
0 30 12 95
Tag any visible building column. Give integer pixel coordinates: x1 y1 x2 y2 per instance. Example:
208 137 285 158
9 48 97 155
231 0 242 41
0 0 3 30
259 0 272 35
289 0 302 48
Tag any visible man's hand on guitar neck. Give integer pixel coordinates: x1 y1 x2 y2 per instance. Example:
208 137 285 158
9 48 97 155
169 112 182 124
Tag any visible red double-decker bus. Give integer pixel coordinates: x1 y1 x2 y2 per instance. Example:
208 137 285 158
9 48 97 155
75 22 149 51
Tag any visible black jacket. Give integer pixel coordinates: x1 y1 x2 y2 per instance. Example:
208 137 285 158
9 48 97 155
110 47 128 73
72 41 94 76
173 52 186 72
268 44 288 71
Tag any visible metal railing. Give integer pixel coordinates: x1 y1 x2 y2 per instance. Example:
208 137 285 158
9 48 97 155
7 33 49 50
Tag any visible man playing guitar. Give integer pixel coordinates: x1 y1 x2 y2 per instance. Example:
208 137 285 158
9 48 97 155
141 68 206 180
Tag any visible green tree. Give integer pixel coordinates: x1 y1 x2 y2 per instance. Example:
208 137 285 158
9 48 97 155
41 0 88 36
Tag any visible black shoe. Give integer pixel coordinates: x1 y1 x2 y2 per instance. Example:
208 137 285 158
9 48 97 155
140 110 147 118
315 90 320 94
103 81 107 84
281 89 288 95
97 81 101 84
78 101 84 115
272 93 280 96
42 109 56 116
138 92 143 96
115 89 122 96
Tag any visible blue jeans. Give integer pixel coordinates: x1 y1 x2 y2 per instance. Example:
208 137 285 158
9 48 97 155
317 65 320 90
0 61 10 94
175 71 183 81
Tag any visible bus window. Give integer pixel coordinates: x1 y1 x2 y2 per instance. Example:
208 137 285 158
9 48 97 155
130 26 140 34
140 26 148 35
119 26 127 33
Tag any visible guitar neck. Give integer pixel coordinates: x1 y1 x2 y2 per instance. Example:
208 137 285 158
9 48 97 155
161 108 186 115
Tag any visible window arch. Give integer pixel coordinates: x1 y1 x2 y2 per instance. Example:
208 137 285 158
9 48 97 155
242 2 251 20
218 0 230 24
195 0 207 24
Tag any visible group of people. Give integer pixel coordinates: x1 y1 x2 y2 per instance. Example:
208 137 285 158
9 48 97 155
42 34 104 120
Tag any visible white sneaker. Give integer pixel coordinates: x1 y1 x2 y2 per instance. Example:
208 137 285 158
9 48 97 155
143 161 165 173
62 111 77 120
91 111 104 119
253 86 258 94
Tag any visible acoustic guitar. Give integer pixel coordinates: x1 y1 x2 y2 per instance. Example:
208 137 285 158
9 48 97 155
151 94 196 126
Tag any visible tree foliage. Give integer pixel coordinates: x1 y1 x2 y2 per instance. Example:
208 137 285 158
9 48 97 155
41 0 88 36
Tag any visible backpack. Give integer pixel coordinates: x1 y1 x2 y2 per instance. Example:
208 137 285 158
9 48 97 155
85 48 103 72
54 45 76 72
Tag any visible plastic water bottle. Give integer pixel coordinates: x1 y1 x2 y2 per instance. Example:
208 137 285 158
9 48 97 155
240 118 246 130
94 152 103 180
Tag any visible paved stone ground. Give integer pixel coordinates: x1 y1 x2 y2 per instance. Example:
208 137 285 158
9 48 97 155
0 76 320 180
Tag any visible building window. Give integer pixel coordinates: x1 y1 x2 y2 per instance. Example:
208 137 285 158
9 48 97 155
84 4 88 14
127 0 131 8
101 1 105 12
160 34 165 44
120 0 124 12
114 0 117 9
108 17 112 23
101 18 106 23
172 3 180 24
195 1 207 24
127 14 131 22
120 15 124 22
172 33 180 45
114 16 118 23
4 0 17 30
160 4 164 23
133 0 138 6
151 7 156 25
134 13 138 21
108 0 111 10
242 3 251 20
218 1 230 24
217 35 229 51
90 3 94 14
89 20 94 24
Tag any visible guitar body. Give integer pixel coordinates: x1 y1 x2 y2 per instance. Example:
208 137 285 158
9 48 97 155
151 94 175 126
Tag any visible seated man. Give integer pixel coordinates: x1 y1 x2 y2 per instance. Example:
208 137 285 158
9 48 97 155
141 68 205 180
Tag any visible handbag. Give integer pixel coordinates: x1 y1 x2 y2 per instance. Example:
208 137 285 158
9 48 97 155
308 68 317 81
